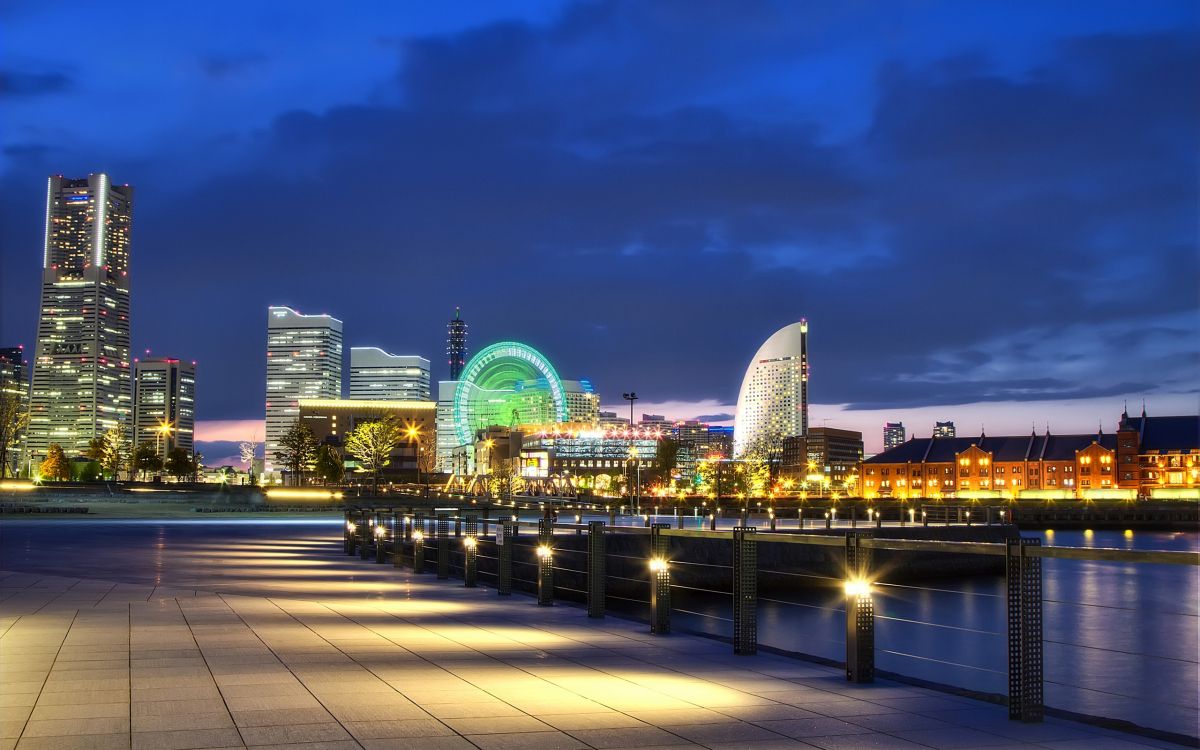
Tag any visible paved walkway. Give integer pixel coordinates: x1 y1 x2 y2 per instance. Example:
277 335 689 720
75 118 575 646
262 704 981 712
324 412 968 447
0 556 1185 749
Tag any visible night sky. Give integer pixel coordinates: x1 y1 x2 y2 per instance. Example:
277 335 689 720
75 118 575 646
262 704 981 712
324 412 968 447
1 1 1197 462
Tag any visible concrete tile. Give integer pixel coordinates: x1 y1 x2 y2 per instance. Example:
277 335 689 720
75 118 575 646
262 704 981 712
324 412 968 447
754 717 874 738
804 733 932 749
20 718 131 738
421 701 523 719
28 704 128 721
238 723 352 745
893 726 1021 748
441 716 552 735
130 727 243 750
565 726 692 748
14 734 131 750
343 719 453 739
131 713 235 732
463 731 590 750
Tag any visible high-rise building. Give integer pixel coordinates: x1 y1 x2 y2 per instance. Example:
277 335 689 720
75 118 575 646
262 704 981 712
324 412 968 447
133 358 195 455
28 174 134 466
734 319 808 455
349 347 430 401
780 428 864 490
265 306 342 471
563 379 600 424
934 421 956 439
884 422 906 450
0 346 28 477
447 307 467 380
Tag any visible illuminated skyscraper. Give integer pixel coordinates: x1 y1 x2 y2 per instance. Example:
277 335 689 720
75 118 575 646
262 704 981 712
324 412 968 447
133 358 195 455
447 307 467 380
734 320 809 455
934 421 956 439
349 347 430 401
884 422 906 450
27 175 134 466
265 306 342 470
0 346 28 477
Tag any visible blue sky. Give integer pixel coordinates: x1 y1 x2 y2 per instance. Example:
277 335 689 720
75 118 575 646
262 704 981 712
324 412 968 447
1 0 1197 459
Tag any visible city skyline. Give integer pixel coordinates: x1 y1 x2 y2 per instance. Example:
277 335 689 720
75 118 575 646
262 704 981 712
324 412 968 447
2 2 1197 465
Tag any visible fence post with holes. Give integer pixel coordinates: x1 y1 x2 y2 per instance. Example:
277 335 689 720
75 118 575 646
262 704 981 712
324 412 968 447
844 531 875 683
537 517 554 605
374 512 387 564
344 510 355 555
463 512 478 587
732 526 757 655
437 513 450 579
412 513 425 573
650 523 671 634
1007 537 1044 723
393 513 404 568
587 521 605 618
498 520 514 596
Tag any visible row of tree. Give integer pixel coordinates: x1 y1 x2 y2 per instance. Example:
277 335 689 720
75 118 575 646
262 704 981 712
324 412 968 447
32 426 199 482
273 416 436 492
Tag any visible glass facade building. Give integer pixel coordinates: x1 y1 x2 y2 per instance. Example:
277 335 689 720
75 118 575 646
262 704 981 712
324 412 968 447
265 306 342 471
349 347 430 401
28 175 134 465
133 358 196 455
734 319 808 455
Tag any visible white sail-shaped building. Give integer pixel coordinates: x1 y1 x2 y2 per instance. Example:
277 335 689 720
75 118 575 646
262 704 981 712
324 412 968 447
734 320 808 455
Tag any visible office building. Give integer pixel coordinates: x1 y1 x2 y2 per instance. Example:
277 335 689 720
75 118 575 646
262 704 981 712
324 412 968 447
780 427 864 491
514 423 659 490
299 399 435 481
435 380 464 474
598 410 628 428
676 421 733 480
133 358 195 455
447 307 467 380
734 320 808 455
28 175 134 465
349 347 430 401
563 379 600 424
265 306 342 471
934 421 956 439
884 422 906 450
0 346 28 477
861 407 1199 501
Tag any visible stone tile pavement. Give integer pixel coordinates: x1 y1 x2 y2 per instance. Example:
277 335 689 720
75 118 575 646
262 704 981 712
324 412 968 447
0 567 1188 750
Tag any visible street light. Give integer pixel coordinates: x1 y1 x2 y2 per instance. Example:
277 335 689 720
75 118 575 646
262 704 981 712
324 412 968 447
622 392 638 510
405 423 422 488
156 420 175 478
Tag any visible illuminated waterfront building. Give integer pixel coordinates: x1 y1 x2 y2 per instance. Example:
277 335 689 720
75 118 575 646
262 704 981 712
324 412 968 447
0 347 28 476
675 420 733 480
780 428 864 491
862 407 1199 501
265 306 342 471
734 320 808 455
28 174 134 465
515 423 659 489
299 398 434 481
133 358 195 454
563 380 600 424
349 347 430 401
884 422 906 450
934 421 956 439
446 307 467 380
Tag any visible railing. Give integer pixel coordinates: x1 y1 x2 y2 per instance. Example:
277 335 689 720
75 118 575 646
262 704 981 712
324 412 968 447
338 505 1198 742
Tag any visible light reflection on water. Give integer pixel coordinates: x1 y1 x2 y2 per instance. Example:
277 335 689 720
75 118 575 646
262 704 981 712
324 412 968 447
0 519 1195 738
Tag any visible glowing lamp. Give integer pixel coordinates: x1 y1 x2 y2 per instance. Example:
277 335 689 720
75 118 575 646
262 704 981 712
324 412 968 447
536 545 552 559
844 579 873 597
413 531 424 542
346 521 357 534
463 536 477 549
649 558 668 573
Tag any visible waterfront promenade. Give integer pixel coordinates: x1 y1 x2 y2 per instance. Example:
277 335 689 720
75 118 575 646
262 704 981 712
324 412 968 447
0 522 1185 750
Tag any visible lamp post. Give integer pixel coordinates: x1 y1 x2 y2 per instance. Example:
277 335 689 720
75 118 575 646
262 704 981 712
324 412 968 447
622 392 638 509
156 420 175 478
406 424 422 488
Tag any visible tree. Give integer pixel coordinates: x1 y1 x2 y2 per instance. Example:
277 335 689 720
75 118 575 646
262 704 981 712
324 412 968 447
131 441 163 480
654 437 679 482
85 436 105 462
97 427 129 479
487 458 516 500
165 447 195 480
314 444 345 485
239 440 259 484
0 391 27 479
343 417 400 494
40 443 70 481
274 420 318 486
416 428 437 479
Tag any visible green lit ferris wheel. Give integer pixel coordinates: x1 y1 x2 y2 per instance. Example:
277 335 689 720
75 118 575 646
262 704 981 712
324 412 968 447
452 341 568 447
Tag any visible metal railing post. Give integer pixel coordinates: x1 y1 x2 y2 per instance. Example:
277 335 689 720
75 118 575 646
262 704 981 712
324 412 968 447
412 513 425 573
498 520 514 595
650 523 670 634
358 510 372 559
344 510 355 555
463 513 478 587
537 518 554 606
374 512 387 564
587 521 605 618
437 513 450 579
393 513 404 568
1007 537 1044 723
732 526 757 655
844 532 875 683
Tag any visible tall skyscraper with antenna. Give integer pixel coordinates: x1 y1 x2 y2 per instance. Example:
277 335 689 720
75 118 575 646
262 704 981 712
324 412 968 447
446 307 467 380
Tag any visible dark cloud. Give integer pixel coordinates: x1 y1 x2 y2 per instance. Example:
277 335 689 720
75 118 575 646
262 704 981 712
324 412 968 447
0 3 1196 420
694 413 734 422
0 70 71 97
198 54 267 79
3 143 57 157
